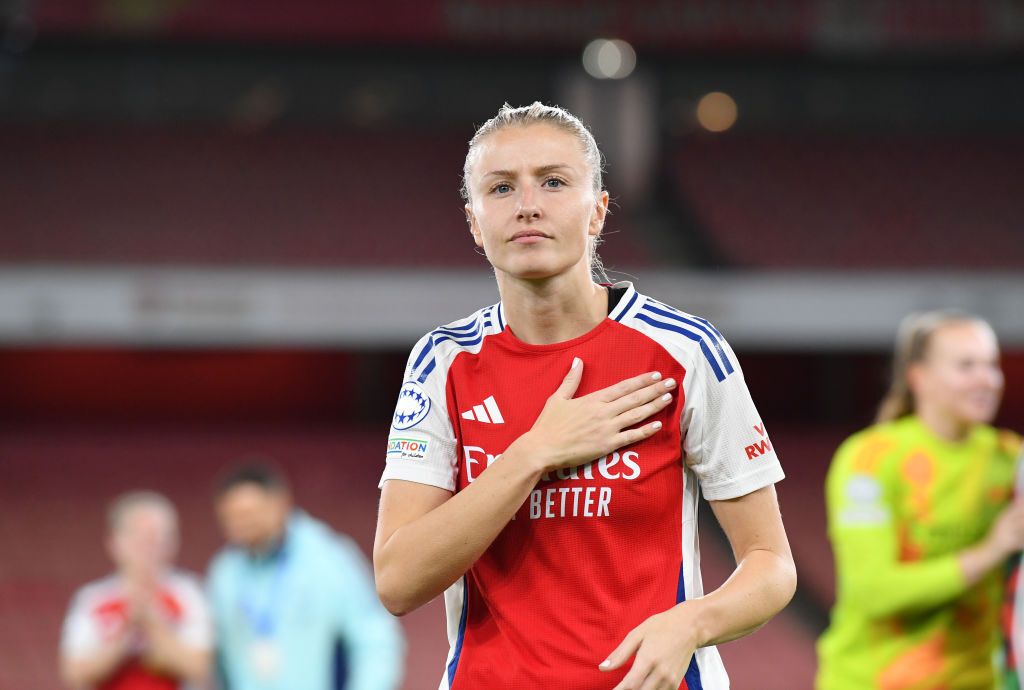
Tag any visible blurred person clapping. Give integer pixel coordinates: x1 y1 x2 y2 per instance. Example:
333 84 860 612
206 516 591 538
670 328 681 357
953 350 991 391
59 492 212 690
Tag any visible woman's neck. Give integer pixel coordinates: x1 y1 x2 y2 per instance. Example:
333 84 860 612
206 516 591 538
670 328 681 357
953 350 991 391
915 402 971 443
497 269 608 345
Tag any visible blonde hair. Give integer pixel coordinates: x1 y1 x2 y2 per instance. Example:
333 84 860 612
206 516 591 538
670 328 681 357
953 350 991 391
107 490 177 534
875 310 990 423
461 102 609 283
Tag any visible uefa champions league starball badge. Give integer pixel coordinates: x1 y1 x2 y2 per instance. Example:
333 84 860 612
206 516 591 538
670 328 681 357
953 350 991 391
393 381 431 430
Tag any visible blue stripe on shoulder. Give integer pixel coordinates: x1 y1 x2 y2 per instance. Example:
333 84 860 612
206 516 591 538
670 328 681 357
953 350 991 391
434 322 482 340
613 290 639 322
693 314 725 341
646 298 726 346
412 308 496 384
416 358 436 384
411 335 435 373
435 333 483 348
640 303 734 375
440 317 480 333
635 314 727 383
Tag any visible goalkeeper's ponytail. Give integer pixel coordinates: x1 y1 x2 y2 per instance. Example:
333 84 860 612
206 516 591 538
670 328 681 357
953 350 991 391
875 309 987 424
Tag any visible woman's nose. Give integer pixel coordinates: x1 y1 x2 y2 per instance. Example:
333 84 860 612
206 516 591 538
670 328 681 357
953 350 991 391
517 189 541 221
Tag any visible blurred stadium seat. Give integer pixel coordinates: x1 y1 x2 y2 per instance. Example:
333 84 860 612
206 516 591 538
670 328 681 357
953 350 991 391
674 133 1024 269
0 126 651 268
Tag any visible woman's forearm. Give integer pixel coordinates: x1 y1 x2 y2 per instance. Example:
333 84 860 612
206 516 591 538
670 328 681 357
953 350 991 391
686 548 797 647
831 512 1020 620
375 435 547 616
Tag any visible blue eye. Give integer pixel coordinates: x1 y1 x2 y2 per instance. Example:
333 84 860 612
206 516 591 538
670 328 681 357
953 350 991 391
493 183 511 194
544 178 563 188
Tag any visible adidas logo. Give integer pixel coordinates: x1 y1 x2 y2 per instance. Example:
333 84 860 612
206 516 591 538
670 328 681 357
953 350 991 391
460 396 504 424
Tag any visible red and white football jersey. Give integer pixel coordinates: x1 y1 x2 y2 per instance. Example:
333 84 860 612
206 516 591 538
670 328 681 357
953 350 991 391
60 570 212 690
381 282 784 690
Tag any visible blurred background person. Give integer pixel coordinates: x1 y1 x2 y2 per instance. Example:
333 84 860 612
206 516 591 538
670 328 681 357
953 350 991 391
817 311 1024 689
59 491 212 690
208 464 403 690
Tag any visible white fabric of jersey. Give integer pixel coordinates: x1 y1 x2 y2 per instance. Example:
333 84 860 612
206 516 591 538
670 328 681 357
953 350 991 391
60 570 213 658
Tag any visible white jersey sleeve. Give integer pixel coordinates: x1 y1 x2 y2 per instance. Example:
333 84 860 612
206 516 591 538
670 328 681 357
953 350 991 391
170 571 213 650
379 331 459 492
60 585 103 658
680 330 784 500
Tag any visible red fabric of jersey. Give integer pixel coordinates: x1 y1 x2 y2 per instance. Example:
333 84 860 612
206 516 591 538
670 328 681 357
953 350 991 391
446 318 689 689
92 591 184 690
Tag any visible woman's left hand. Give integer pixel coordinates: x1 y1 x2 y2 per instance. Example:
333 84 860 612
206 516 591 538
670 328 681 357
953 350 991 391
599 604 700 690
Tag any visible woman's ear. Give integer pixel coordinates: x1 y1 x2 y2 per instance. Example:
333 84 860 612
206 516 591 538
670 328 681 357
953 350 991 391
466 204 484 248
906 361 925 398
589 191 609 237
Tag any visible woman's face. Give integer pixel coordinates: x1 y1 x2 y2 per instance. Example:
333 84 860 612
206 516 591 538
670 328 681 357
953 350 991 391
108 506 177 582
465 124 608 281
911 321 1004 426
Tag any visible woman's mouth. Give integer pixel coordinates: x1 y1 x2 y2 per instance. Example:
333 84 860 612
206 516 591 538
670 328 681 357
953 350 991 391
511 230 549 244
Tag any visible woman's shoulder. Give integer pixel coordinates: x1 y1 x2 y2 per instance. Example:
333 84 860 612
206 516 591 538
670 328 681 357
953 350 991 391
402 302 503 382
997 427 1023 456
623 291 723 338
618 289 738 375
974 424 1022 459
413 302 503 349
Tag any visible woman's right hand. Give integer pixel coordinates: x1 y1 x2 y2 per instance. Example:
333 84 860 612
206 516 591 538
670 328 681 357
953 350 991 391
986 499 1024 559
509 357 675 474
960 498 1024 585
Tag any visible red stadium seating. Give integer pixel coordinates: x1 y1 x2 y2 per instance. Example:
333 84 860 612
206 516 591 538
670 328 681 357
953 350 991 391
0 126 651 269
674 133 1024 268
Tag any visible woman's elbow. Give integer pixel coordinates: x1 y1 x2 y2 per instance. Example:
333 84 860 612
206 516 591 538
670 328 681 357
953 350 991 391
772 551 798 612
781 556 798 603
377 590 414 618
375 567 417 617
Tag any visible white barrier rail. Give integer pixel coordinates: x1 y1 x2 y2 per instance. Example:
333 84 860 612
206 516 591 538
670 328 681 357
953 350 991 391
0 267 1021 349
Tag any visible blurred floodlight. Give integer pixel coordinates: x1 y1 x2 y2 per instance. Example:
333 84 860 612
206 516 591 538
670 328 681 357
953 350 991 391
696 92 738 132
582 39 637 80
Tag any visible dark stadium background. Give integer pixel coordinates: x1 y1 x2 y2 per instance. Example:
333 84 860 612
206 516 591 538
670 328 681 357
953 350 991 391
1 2 1023 688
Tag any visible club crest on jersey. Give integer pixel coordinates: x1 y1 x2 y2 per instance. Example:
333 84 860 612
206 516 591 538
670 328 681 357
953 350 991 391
393 381 431 430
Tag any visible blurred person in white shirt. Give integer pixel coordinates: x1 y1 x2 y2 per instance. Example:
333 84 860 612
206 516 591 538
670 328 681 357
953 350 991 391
59 491 212 690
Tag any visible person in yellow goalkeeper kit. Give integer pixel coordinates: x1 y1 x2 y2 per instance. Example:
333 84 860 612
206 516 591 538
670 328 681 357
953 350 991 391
817 310 1024 690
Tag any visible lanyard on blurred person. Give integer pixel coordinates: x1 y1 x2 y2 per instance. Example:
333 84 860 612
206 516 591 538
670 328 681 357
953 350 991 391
240 542 290 639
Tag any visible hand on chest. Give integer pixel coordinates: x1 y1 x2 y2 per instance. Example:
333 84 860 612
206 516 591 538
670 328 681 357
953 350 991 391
449 349 686 521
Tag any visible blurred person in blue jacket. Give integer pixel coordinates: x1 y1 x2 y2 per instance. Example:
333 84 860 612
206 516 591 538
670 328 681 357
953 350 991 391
208 464 404 690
